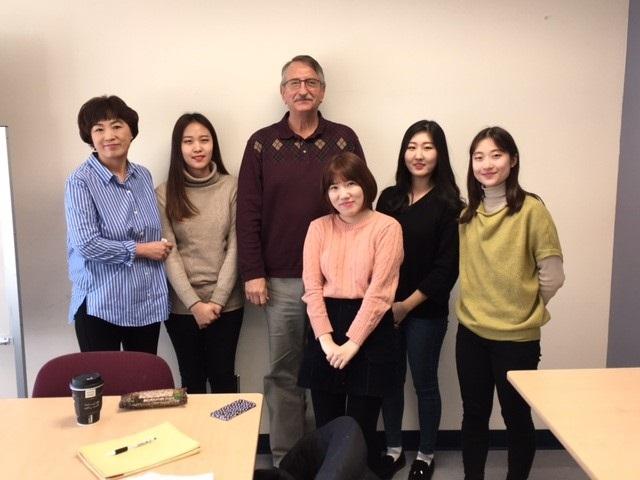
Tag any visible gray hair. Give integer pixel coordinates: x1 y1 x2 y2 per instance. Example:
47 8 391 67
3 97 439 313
280 55 325 85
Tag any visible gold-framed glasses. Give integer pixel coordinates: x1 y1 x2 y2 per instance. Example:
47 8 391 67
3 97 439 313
282 78 324 90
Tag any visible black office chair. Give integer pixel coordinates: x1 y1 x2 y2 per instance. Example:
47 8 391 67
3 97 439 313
254 416 380 480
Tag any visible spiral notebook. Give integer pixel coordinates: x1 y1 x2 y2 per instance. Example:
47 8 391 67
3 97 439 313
78 422 200 479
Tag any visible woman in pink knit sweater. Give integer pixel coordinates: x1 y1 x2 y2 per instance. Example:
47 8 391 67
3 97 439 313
298 152 404 469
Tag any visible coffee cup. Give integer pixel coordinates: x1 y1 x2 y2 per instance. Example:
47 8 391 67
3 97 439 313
69 373 104 425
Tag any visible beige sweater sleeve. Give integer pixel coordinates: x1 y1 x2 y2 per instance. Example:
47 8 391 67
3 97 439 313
209 182 238 307
538 255 565 304
155 184 201 310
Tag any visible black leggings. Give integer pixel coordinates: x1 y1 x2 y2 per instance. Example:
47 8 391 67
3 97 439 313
456 324 540 480
74 301 160 353
164 308 243 393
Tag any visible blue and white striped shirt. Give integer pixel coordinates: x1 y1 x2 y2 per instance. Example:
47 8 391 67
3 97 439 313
65 154 169 326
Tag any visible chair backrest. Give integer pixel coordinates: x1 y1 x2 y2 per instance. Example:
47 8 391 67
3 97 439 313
32 351 174 398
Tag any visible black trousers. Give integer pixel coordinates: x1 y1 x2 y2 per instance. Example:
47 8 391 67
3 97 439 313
456 324 541 480
164 308 243 393
74 301 161 354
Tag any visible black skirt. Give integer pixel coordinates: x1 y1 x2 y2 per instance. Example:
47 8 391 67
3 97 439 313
298 297 400 397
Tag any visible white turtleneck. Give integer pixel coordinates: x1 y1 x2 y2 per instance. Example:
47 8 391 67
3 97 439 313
481 183 508 214
482 183 565 304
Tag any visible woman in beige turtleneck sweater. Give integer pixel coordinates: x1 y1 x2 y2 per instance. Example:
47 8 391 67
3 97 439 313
156 113 243 394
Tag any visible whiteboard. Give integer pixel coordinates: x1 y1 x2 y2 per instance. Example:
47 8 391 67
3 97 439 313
0 126 26 397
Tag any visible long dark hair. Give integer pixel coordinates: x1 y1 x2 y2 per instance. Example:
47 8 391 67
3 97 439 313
165 113 228 222
386 120 463 214
459 126 537 224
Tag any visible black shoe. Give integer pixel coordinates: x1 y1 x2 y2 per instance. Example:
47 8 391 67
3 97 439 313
376 451 406 479
408 458 435 480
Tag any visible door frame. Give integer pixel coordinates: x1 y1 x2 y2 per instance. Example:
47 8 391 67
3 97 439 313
1 126 27 397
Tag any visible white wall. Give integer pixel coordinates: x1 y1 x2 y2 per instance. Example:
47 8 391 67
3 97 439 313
0 0 628 433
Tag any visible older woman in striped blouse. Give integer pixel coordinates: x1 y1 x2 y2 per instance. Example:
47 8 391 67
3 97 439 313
65 95 172 353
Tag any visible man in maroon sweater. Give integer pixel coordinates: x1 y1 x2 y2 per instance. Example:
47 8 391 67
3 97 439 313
237 54 365 464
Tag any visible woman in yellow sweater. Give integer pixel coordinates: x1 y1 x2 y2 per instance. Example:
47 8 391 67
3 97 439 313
456 127 564 480
156 113 243 394
298 152 404 470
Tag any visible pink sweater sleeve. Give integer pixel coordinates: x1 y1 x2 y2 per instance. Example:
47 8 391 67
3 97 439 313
346 220 404 345
301 220 333 338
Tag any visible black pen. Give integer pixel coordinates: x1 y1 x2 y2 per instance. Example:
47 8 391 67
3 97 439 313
108 436 157 456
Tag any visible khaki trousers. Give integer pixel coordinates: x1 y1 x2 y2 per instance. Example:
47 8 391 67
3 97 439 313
263 278 307 465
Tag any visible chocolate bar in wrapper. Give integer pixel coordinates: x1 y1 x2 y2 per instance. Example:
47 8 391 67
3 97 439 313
119 388 188 409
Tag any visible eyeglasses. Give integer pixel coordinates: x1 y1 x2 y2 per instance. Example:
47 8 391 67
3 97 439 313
282 78 324 90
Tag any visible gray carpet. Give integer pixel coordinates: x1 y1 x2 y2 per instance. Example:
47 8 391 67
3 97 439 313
255 450 589 479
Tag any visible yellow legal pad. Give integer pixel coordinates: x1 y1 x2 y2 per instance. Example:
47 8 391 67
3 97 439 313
78 422 200 479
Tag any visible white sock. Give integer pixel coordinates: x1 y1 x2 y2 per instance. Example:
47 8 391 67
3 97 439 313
416 451 434 464
386 446 402 461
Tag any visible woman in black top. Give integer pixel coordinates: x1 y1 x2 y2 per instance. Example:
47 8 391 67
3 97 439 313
376 120 463 480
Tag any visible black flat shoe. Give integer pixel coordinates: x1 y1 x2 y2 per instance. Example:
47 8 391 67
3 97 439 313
408 458 435 480
376 451 406 479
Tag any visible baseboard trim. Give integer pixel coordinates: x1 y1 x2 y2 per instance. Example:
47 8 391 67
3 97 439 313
256 429 563 454
400 429 564 451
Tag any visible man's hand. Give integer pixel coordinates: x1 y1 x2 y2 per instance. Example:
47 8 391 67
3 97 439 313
245 278 269 306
